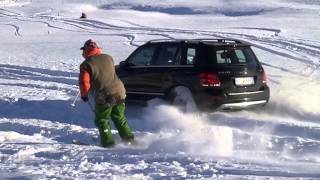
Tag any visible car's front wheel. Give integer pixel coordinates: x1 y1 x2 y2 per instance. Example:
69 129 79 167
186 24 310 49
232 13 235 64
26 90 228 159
169 86 198 113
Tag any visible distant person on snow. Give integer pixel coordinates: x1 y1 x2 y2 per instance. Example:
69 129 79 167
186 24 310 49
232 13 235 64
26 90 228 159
80 12 87 19
79 39 134 147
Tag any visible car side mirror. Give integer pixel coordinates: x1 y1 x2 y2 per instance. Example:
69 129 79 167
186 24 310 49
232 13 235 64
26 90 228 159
119 61 127 68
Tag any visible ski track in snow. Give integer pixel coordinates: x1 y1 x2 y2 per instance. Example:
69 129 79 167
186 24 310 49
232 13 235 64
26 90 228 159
0 2 320 179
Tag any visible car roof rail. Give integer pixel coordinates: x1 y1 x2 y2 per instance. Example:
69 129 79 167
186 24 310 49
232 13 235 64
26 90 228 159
195 38 243 44
146 39 185 43
146 38 244 44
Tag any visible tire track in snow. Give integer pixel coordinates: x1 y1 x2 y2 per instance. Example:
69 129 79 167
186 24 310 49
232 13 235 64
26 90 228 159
8 23 20 36
10 12 320 75
260 62 302 76
110 18 148 28
2 9 320 81
55 18 176 46
32 8 53 17
3 8 320 67
3 11 320 77
205 32 320 65
91 32 175 47
0 22 21 36
65 19 125 30
65 18 319 58
61 18 320 68
37 16 320 78
197 31 320 77
230 26 281 36
7 16 88 33
3 14 170 48
0 7 23 17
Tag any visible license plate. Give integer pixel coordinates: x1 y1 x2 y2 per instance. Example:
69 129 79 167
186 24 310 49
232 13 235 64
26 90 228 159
235 77 254 86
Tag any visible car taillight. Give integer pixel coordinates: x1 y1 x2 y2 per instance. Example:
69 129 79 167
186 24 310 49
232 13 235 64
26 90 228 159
262 69 267 84
199 72 221 87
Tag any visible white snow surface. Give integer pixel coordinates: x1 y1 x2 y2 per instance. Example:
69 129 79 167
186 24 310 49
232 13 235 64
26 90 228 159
0 0 320 179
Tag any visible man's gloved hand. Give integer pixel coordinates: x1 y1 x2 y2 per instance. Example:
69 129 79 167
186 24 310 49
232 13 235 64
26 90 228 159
81 96 88 102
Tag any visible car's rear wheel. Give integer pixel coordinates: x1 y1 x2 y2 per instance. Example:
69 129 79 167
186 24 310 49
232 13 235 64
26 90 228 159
169 86 198 113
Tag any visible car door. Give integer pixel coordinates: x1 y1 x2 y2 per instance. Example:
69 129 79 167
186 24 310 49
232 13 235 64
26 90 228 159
118 43 162 98
143 43 182 95
161 43 198 91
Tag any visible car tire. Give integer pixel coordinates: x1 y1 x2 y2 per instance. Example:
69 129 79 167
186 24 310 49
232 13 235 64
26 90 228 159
169 86 198 113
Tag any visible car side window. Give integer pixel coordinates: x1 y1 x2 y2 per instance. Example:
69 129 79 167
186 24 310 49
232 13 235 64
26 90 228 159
186 48 196 65
128 45 156 66
217 50 231 64
234 49 246 63
155 45 179 65
215 48 256 65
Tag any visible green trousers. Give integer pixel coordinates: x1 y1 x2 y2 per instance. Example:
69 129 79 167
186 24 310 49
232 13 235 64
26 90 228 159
94 103 134 147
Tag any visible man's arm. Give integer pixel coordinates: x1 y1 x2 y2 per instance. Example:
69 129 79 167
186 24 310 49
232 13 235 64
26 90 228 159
79 64 91 101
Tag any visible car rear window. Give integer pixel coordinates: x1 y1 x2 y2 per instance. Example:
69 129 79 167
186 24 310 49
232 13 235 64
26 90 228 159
206 46 257 66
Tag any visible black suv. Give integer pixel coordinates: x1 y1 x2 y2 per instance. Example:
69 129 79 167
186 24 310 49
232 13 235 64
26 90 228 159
116 39 270 111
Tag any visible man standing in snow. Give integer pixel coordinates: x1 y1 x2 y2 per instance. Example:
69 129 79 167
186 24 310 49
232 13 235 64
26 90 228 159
79 39 134 147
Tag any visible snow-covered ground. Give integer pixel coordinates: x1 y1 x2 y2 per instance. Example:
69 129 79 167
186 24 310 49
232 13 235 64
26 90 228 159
0 0 320 179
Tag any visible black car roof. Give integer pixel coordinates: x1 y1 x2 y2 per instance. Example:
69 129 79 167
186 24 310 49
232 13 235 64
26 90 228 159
146 38 249 46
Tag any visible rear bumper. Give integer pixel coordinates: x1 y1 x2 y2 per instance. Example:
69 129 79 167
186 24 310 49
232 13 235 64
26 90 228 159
196 85 270 111
217 100 267 110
